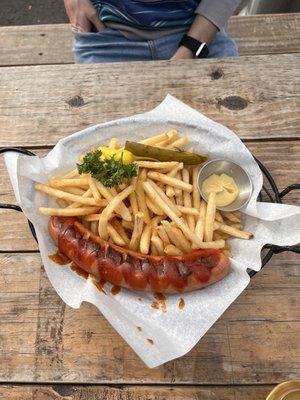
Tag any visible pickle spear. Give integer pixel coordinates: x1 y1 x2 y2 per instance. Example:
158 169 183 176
125 141 207 165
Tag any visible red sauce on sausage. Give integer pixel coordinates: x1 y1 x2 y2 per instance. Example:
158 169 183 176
111 285 121 296
49 251 70 265
70 263 89 279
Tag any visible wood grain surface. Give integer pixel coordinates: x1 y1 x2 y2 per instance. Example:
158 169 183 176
0 251 299 384
0 54 299 147
0 384 275 400
0 13 299 66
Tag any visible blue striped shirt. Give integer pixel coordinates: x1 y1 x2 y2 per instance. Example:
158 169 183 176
91 0 201 30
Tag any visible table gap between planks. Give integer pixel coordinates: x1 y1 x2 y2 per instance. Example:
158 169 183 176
0 12 299 400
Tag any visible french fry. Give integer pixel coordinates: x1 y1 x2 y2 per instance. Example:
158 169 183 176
151 215 165 227
88 175 102 203
146 197 165 216
138 168 148 182
221 249 232 258
39 206 99 216
95 181 132 221
35 183 106 206
66 188 93 209
195 201 206 241
192 166 201 211
63 187 86 196
136 161 179 171
90 221 98 234
232 211 242 219
150 235 164 255
182 168 195 231
129 212 144 251
214 231 231 239
62 169 79 179
213 232 223 241
174 171 183 205
171 226 192 253
167 162 184 178
122 220 134 231
118 183 126 191
107 223 126 246
140 224 152 255
84 213 117 222
147 180 181 217
166 185 175 198
164 244 183 256
82 219 91 230
157 225 170 247
49 178 89 188
215 211 224 223
214 222 253 240
166 135 188 149
147 171 193 192
98 185 134 240
112 219 130 244
136 184 151 223
161 221 188 253
191 239 225 250
129 191 139 216
169 196 176 205
109 137 120 149
150 242 159 256
84 213 101 222
155 130 178 147
204 192 216 242
230 222 244 230
176 205 199 216
56 199 68 208
139 130 177 146
143 181 205 247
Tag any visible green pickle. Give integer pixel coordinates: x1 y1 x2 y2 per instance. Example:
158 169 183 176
125 141 207 165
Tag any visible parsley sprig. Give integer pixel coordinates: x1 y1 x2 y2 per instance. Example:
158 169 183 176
77 149 138 188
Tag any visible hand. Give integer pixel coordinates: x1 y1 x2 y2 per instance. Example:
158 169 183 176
170 46 195 60
64 0 105 32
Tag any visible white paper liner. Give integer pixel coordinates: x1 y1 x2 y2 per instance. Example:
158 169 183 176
4 95 300 368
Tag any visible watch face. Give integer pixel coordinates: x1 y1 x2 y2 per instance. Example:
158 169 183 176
196 43 206 57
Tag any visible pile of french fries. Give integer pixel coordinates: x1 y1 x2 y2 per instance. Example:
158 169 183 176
36 130 253 257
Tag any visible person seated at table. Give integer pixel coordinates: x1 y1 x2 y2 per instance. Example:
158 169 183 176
64 0 240 63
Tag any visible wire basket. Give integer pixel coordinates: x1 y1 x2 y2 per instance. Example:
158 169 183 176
1 147 299 278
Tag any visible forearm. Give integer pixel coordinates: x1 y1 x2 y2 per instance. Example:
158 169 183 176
187 14 218 44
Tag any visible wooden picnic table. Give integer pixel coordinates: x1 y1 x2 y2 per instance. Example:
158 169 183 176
0 13 299 400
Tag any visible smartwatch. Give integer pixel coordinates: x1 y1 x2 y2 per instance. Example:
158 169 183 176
178 34 209 58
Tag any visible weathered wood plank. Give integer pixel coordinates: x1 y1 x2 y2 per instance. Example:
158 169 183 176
0 252 299 383
0 54 299 147
0 384 274 400
0 13 299 67
228 13 300 56
0 140 298 252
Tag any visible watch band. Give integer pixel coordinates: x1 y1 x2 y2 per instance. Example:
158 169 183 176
178 34 209 58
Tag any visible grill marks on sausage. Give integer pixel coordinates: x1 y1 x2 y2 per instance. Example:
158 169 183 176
50 217 227 293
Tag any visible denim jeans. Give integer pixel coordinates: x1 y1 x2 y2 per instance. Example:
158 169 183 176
73 28 238 64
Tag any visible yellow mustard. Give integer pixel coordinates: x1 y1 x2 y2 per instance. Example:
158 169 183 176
202 173 239 207
98 146 134 165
